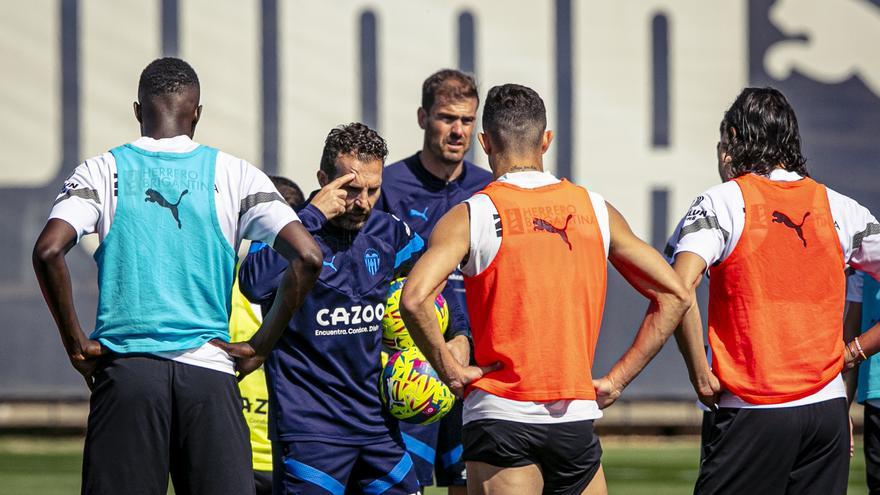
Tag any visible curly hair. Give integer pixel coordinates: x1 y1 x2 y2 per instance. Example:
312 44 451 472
138 57 199 100
421 69 479 111
482 83 546 152
720 87 808 178
319 123 388 178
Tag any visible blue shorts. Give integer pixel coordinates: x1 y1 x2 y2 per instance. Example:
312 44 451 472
272 436 420 495
399 400 466 487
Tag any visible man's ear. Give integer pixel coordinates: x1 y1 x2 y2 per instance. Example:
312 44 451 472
317 169 329 188
133 101 142 123
417 107 428 130
540 130 554 154
477 132 491 155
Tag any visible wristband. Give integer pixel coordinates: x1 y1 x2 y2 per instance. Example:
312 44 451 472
854 336 868 362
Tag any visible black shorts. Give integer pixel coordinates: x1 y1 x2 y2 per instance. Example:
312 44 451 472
863 403 880 494
254 470 272 495
463 419 602 495
82 355 254 495
696 398 849 495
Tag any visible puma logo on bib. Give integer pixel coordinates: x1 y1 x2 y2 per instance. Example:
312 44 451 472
145 188 189 229
772 210 810 247
533 214 574 250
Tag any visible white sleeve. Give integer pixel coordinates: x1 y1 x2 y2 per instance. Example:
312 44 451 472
48 155 110 242
588 191 610 258
672 183 738 269
664 217 686 264
831 190 880 278
847 270 864 303
461 194 500 277
236 159 300 247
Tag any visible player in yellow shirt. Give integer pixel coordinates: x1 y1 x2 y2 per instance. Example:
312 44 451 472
229 176 304 494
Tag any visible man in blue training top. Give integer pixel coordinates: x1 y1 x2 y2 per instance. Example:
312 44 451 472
240 123 424 495
377 69 493 493
32 57 322 495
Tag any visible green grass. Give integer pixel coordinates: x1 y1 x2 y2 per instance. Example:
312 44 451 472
0 436 867 494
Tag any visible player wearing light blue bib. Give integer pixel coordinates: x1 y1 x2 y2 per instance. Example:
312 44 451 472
33 58 321 495
94 143 234 353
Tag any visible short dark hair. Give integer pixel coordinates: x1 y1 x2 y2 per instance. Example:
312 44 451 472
319 123 388 178
269 176 304 208
421 69 479 111
482 84 546 152
720 87 808 178
138 57 200 100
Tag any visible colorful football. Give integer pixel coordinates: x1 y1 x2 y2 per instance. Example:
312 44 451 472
381 277 448 351
379 347 455 425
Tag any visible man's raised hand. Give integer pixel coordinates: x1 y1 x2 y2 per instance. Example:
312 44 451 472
310 172 356 220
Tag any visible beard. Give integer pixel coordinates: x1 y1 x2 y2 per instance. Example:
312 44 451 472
331 208 370 231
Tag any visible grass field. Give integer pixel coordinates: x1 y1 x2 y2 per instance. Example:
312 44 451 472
0 436 867 494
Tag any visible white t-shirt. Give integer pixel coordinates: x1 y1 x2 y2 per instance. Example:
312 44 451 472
670 169 880 408
49 136 300 374
461 171 610 424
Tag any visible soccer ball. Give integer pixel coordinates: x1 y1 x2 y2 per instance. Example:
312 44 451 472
380 347 456 425
381 277 448 351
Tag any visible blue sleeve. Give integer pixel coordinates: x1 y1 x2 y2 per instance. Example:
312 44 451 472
443 286 472 342
296 204 327 233
239 242 289 305
392 218 424 278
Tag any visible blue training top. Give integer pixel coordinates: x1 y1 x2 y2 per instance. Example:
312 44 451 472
376 152 493 336
858 272 880 403
240 203 423 443
92 143 236 353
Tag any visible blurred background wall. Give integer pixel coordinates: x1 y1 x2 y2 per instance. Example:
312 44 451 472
1 0 878 400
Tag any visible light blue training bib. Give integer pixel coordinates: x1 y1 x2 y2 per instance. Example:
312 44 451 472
91 143 236 353
857 272 880 403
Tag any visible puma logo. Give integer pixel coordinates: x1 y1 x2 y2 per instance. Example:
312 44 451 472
772 210 810 247
533 214 574 250
408 207 429 221
145 188 188 229
322 256 338 272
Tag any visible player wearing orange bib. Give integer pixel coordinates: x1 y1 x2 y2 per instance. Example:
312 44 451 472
671 87 880 494
398 84 691 495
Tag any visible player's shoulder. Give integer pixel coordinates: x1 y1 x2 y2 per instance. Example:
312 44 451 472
584 188 605 205
825 185 871 217
686 180 743 212
81 150 116 172
213 150 275 192
214 149 257 175
64 150 115 187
